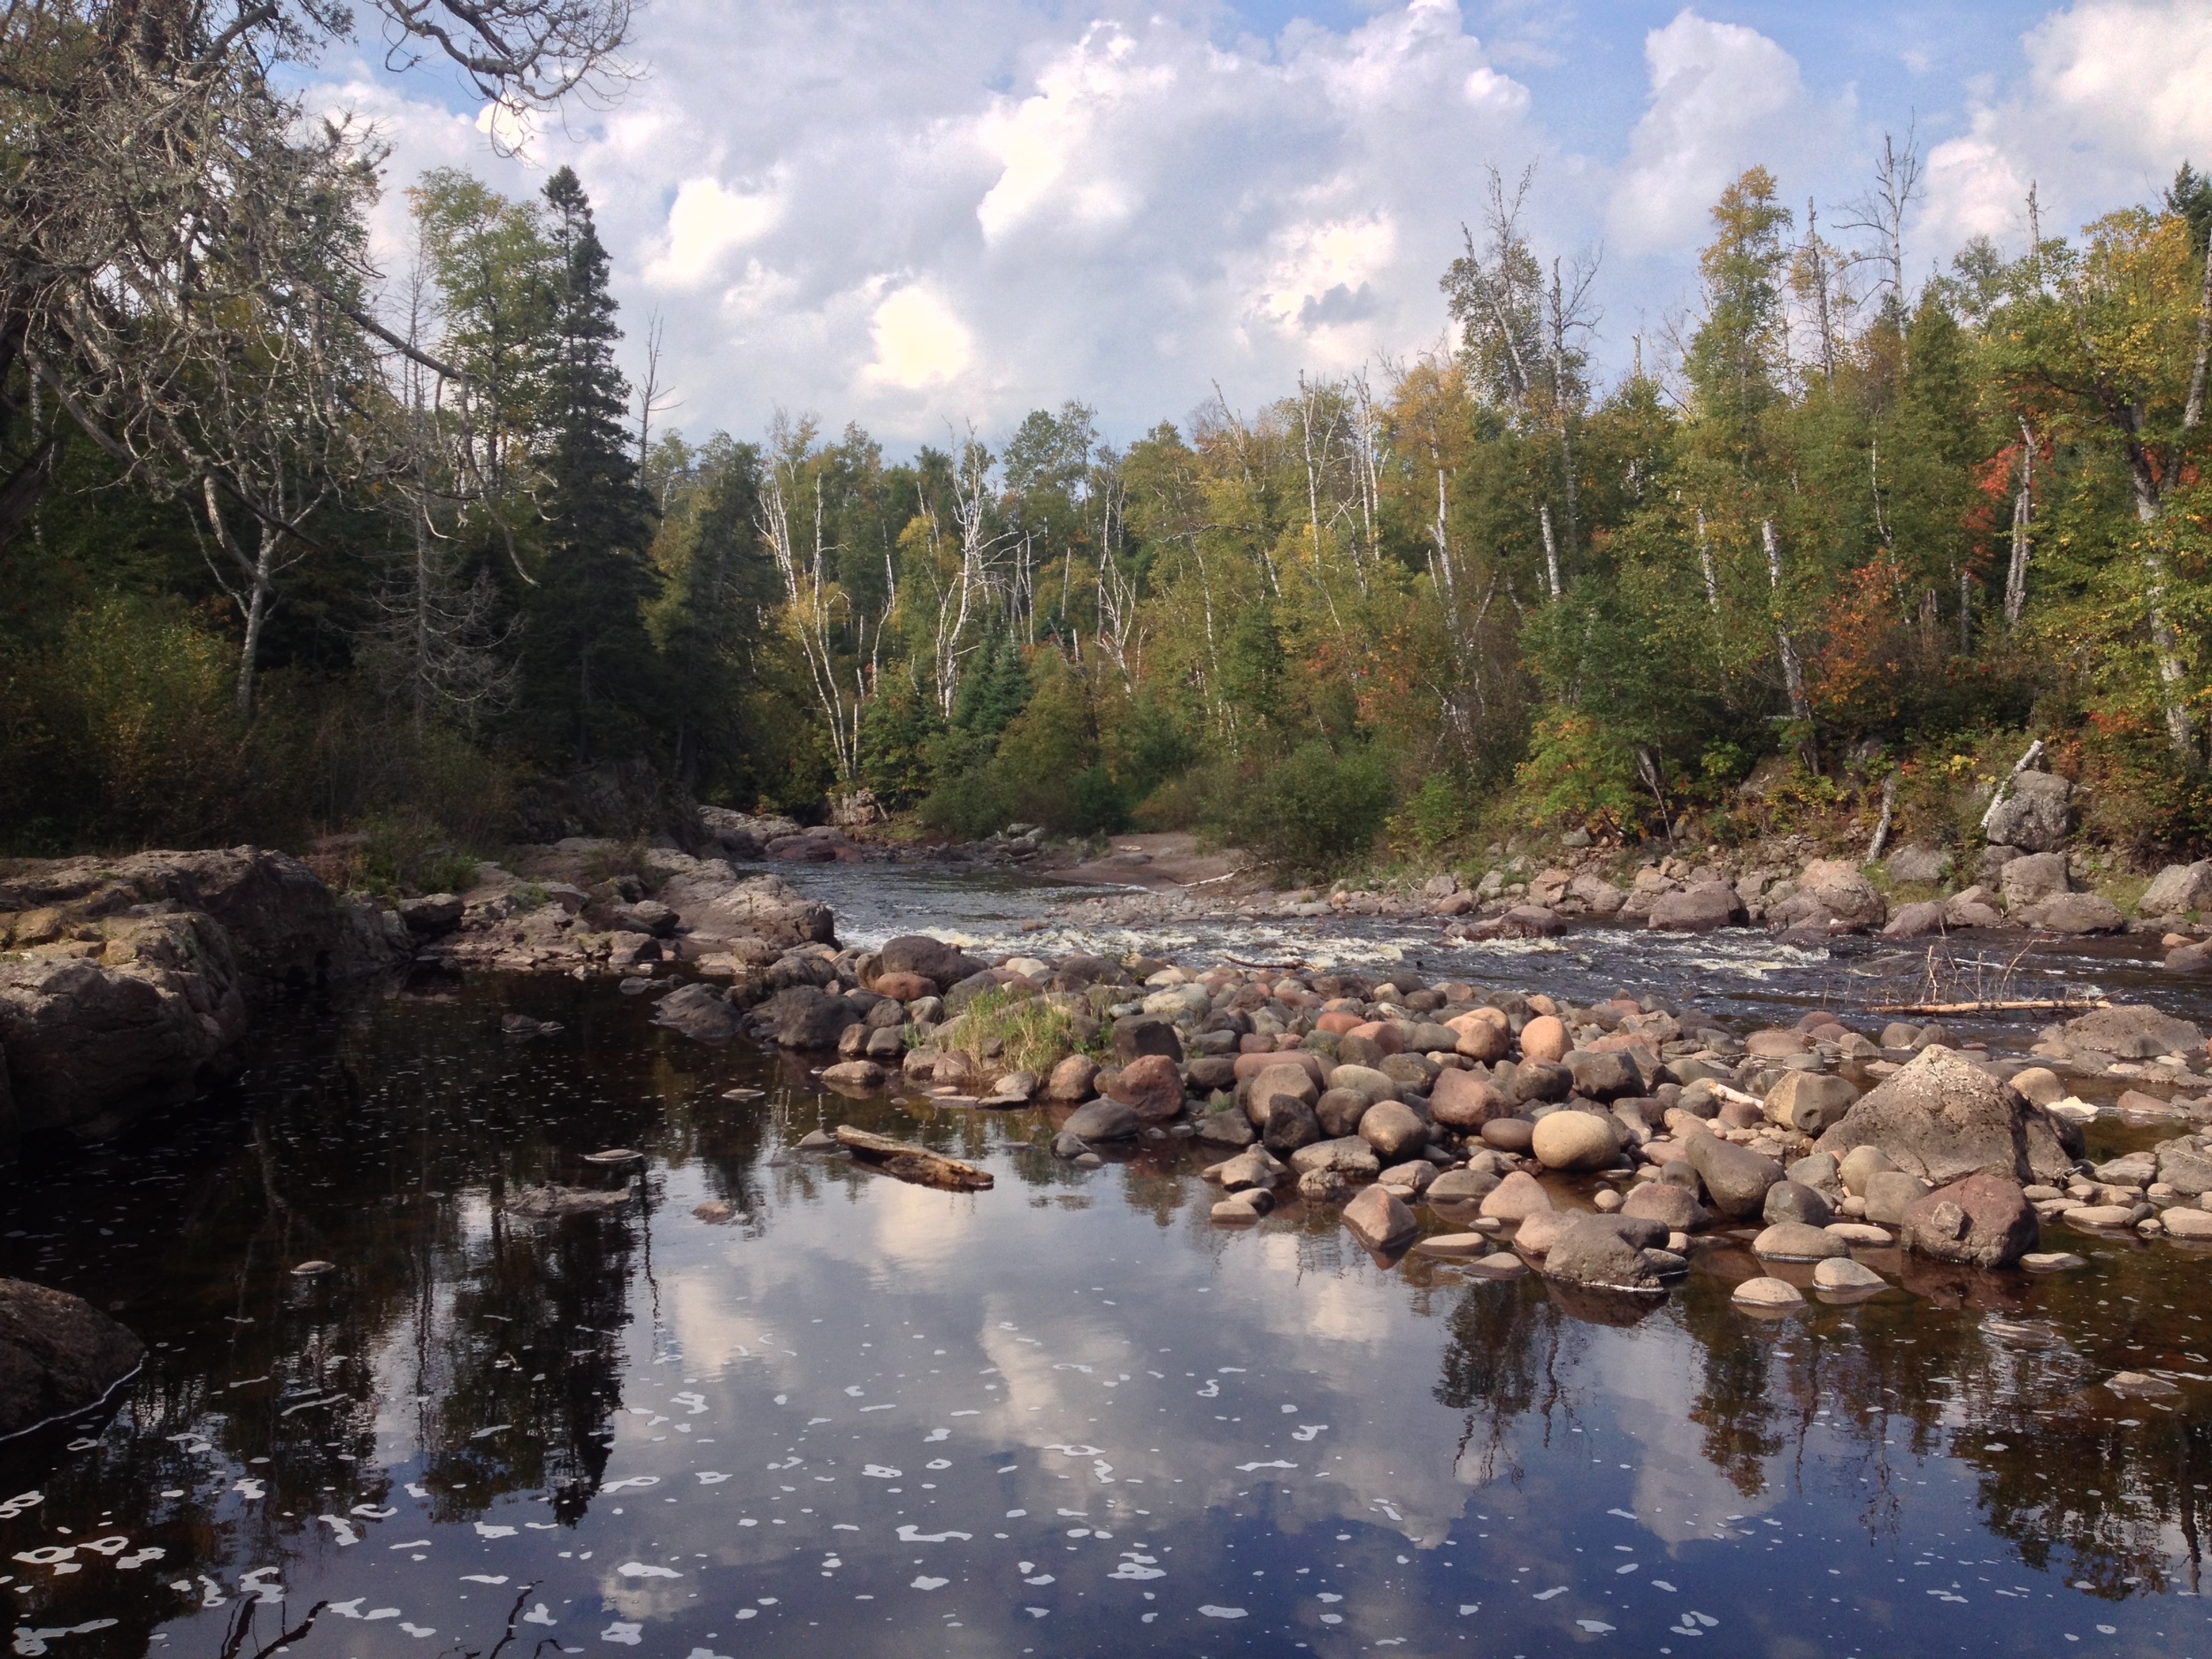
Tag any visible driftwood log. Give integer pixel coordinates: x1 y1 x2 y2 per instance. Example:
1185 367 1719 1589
1868 998 2109 1016
833 1126 994 1192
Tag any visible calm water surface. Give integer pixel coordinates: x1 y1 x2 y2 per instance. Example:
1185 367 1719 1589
5 893 2212 1658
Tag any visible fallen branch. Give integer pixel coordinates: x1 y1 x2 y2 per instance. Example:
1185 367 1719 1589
833 1125 994 1192
1978 737 2046 835
1868 997 2108 1017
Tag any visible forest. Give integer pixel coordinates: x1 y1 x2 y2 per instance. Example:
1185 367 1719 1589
6 2 2212 884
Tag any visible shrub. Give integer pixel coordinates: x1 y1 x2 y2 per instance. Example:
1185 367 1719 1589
945 987 1094 1073
1228 740 1394 879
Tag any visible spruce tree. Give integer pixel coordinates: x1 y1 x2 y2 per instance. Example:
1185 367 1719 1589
526 165 658 767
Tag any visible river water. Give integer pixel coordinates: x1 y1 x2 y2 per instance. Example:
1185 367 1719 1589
5 867 2212 1659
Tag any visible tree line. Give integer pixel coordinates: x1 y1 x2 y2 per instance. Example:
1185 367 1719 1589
4 16 2210 876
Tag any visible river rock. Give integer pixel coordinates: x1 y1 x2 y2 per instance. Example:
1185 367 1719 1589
2162 1207 2212 1239
1816 1045 2078 1185
1541 1217 1663 1292
1787 1151 1842 1192
870 971 938 1002
1763 1180 1834 1227
1511 1207 1571 1254
1985 770 2071 853
652 982 742 1041
1763 1071 1860 1134
1899 1173 2038 1268
1195 1103 1256 1145
1044 1055 1101 1103
1358 1101 1429 1160
1648 882 1748 932
2059 1003 2204 1062
1111 1016 1185 1064
1862 1170 1929 1225
1510 1063 1573 1105
1753 1221 1847 1261
1479 1170 1554 1221
761 987 863 1048
1262 1094 1322 1154
1290 1137 1381 1179
1839 1144 1897 1195
1777 860 1887 932
1732 1276 1805 1309
1481 1118 1535 1153
875 935 984 991
2018 893 2125 934
2143 861 2212 918
2157 1141 2212 1194
1685 1132 1784 1218
1110 1053 1185 1121
1450 1016 1509 1064
1519 1015 1569 1064
0 1279 146 1437
0 913 247 1133
1342 1184 1418 1251
1624 1181 1710 1231
1532 1110 1619 1171
1324 1064 1397 1106
1999 851 2070 910
1880 900 1948 941
1813 1257 1887 1291
820 1059 885 1088
1567 1050 1643 1101
1425 1167 1498 1203
1886 844 1951 885
1249 1062 1321 1121
1063 1099 1141 1141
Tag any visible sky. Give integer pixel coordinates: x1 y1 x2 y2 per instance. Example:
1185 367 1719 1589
311 0 2212 450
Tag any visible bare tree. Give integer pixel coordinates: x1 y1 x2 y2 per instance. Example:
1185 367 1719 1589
1839 124 1924 312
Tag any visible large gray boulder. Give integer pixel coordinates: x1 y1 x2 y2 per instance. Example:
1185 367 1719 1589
872 934 979 990
1647 884 1746 933
1885 844 1951 885
2055 1003 2203 1062
2016 893 2125 934
2141 861 2212 918
1899 1173 2039 1269
1684 1130 1784 1219
652 982 741 1041
1540 1217 1666 1293
0 913 247 1135
0 1279 144 1438
1999 852 2070 911
759 987 862 1048
1815 1045 2078 1186
1985 771 2071 853
1771 860 1887 933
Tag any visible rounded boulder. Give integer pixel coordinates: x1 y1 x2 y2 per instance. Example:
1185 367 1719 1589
1531 1109 1619 1172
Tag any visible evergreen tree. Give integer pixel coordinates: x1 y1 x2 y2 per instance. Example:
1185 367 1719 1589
525 165 659 767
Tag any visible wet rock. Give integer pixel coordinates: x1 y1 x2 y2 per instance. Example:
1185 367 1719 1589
1470 905 1566 940
1623 1181 1709 1231
1213 1150 1277 1192
1479 1169 1554 1220
1647 882 1748 932
1816 1046 2078 1186
1899 1174 2038 1267
1341 1184 1418 1251
1685 1132 1784 1219
761 987 863 1049
1863 1170 1930 1225
796 1128 839 1150
1112 1016 1185 1064
875 935 985 991
1732 1276 1805 1309
1880 900 1948 941
1262 1094 1322 1154
820 1059 887 1088
1110 1053 1186 1122
1063 1099 1141 1141
1753 1221 1847 1262
1358 1101 1429 1160
1775 860 1887 932
1289 1137 1380 1180
2159 1206 2212 1239
1541 1217 1663 1292
1813 1257 1887 1291
1210 1197 1263 1224
652 982 742 1042
1763 1180 1834 1227
1051 1131 1089 1160
0 1279 145 1438
508 1185 634 1219
1426 1167 1499 1203
2059 1003 2203 1062
1985 770 2071 853
1532 1110 1619 1172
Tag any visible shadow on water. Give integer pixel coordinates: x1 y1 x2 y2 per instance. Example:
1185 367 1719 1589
0 956 2209 1655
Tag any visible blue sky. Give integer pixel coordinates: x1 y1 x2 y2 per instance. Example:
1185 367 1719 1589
316 0 2212 446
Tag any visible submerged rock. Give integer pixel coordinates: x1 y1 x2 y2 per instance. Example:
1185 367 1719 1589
0 1279 145 1438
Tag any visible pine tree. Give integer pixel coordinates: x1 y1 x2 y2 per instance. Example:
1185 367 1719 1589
525 165 659 767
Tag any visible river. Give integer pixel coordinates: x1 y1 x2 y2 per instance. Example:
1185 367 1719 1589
2 864 2208 1659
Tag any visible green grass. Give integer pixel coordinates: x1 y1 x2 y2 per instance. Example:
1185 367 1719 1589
946 987 1094 1073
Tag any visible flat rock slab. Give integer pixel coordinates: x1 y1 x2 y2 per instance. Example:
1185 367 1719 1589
1812 1257 1887 1290
1824 1223 1895 1245
2021 1251 2086 1271
1467 1252 1528 1278
1411 1233 1494 1257
1732 1276 1807 1309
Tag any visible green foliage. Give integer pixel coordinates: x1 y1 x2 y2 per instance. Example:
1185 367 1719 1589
944 987 1094 1072
1513 713 1642 833
1226 741 1394 879
355 813 482 902
1390 772 1466 856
